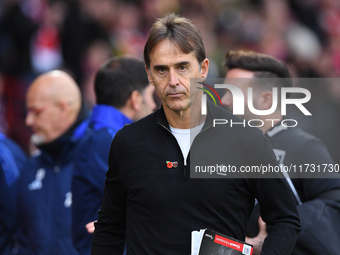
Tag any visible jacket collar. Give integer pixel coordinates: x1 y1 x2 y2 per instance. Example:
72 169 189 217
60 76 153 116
265 121 288 138
155 106 169 129
90 104 132 131
155 100 223 131
37 107 88 161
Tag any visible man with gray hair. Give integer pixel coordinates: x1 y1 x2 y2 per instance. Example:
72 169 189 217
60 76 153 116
92 14 300 255
17 70 88 255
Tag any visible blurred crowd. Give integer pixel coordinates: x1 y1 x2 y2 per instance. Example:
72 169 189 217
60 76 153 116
1 0 340 161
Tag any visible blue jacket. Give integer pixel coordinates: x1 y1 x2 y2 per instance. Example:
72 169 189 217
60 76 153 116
17 118 88 255
72 105 131 255
0 133 27 255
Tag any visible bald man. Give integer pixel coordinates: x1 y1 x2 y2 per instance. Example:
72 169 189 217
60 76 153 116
16 71 88 255
25 70 82 146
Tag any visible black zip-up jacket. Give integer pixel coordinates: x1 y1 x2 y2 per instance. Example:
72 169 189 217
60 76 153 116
266 124 340 202
92 102 301 255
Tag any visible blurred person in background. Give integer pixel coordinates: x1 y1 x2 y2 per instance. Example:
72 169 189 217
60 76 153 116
0 0 108 152
221 50 340 255
0 132 27 255
72 56 156 255
16 70 88 255
80 40 112 109
0 73 7 133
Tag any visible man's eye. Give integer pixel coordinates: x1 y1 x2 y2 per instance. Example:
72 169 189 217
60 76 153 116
29 109 42 116
178 65 187 71
155 67 168 74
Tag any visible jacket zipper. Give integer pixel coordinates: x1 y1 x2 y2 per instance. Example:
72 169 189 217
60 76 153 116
157 122 188 175
157 122 213 176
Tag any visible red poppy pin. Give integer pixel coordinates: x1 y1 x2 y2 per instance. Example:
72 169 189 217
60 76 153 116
166 161 178 168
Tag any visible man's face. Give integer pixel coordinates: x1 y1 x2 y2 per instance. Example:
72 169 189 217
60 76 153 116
222 68 260 120
135 83 157 120
146 39 208 114
25 85 63 145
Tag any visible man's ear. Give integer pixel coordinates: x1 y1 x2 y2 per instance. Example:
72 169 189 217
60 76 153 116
130 90 142 111
56 100 69 114
200 58 209 80
258 91 274 110
145 65 155 86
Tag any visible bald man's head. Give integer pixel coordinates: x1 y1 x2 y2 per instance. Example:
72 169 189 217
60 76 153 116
26 70 82 145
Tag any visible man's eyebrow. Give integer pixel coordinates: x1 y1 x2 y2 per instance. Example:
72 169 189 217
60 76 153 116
153 61 190 70
153 65 168 70
174 61 190 67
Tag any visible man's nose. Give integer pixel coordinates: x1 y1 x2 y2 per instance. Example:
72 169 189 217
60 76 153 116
168 69 179 87
25 112 34 127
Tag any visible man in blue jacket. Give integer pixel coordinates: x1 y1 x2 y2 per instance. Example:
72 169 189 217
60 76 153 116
0 133 27 255
72 56 156 255
17 70 88 255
